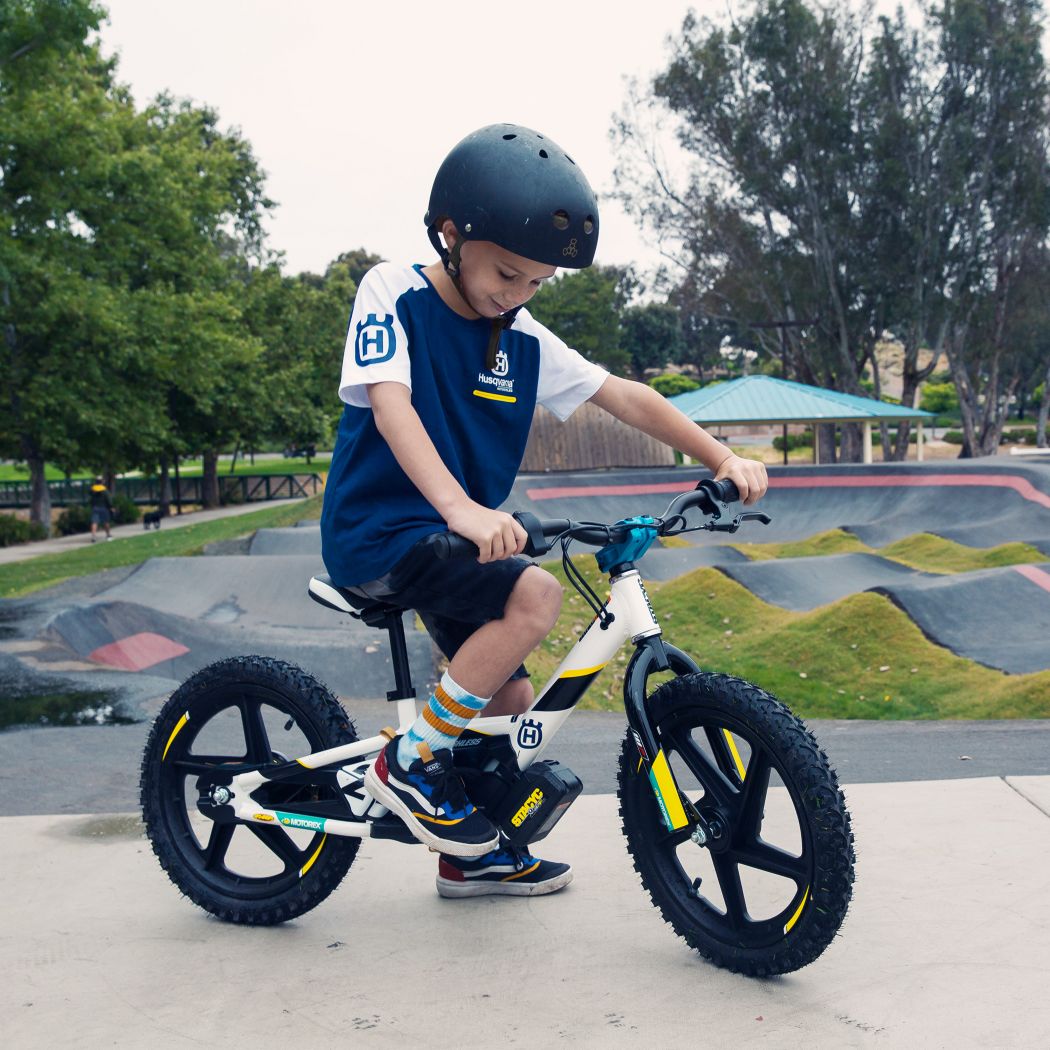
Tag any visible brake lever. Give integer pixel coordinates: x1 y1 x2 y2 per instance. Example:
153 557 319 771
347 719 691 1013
704 511 772 534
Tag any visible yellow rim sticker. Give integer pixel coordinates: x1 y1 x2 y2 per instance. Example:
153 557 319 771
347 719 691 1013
162 712 190 761
299 834 327 878
784 888 811 933
723 729 747 781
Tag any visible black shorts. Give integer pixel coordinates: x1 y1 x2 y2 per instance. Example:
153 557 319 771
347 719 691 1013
353 538 535 681
90 506 111 526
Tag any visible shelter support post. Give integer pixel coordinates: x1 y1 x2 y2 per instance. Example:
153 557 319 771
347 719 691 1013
862 422 873 464
783 425 788 466
917 422 925 462
812 425 820 464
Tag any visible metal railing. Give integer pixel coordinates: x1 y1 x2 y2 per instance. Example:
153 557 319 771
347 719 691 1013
0 473 323 509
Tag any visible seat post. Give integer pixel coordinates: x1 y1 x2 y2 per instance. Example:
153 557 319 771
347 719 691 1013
382 611 417 703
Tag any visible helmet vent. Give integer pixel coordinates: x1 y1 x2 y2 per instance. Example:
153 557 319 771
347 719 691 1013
539 149 549 159
502 133 517 140
566 155 576 165
583 217 595 234
552 210 570 230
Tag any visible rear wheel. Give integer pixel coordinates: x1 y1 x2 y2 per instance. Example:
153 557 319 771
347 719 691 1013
140 655 360 925
618 672 854 975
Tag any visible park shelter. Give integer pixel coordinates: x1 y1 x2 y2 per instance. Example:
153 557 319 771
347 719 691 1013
668 375 936 464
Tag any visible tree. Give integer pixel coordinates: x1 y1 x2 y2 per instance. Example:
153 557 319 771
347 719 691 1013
1 3 275 525
527 265 634 375
613 0 1050 461
621 301 685 378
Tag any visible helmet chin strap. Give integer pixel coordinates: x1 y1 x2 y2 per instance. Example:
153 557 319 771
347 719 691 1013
428 225 523 370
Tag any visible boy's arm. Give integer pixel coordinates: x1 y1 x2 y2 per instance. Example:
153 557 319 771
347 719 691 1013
368 382 526 562
588 376 769 504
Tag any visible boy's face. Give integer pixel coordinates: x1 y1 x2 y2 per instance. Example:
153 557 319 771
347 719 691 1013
453 230 557 319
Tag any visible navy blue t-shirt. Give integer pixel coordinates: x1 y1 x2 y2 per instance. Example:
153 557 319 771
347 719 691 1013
320 263 606 586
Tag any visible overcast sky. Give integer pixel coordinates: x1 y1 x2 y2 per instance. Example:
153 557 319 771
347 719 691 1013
98 0 721 280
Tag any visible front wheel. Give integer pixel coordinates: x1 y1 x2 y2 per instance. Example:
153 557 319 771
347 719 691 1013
618 672 854 976
140 655 361 925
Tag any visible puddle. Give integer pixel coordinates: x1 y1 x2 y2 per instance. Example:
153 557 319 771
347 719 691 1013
67 814 144 840
0 684 136 730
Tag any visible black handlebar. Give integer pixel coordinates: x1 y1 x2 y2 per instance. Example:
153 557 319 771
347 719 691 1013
429 477 752 561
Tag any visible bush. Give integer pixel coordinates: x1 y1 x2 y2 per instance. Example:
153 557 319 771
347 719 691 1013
648 374 701 398
773 431 814 452
943 430 965 445
920 382 959 415
0 514 47 547
112 495 140 524
56 503 92 535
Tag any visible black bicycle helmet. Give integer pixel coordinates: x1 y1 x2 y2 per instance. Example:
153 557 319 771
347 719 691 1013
425 123 599 270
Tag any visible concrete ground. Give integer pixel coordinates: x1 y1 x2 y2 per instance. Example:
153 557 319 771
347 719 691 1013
2 778 1049 1049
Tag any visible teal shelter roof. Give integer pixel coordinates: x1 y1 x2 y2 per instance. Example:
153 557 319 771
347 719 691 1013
668 375 935 425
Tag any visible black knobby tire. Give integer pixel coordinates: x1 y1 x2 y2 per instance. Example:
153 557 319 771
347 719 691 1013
140 655 360 925
618 672 855 976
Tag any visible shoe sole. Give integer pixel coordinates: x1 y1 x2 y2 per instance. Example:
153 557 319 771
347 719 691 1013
436 868 574 898
363 767 499 859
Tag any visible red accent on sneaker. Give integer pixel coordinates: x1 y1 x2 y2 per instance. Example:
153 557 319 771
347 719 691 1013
438 857 466 882
374 747 390 784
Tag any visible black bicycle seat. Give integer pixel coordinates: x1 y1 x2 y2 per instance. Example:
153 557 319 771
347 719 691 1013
307 574 407 623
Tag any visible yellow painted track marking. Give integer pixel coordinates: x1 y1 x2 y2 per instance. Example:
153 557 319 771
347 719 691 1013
723 729 747 781
559 664 605 679
650 750 688 829
299 834 327 878
472 390 517 403
162 712 190 761
784 888 811 933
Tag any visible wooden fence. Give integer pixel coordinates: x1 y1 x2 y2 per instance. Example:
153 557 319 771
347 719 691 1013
520 403 676 471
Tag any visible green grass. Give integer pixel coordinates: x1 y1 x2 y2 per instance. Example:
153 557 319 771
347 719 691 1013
0 496 323 599
529 561 1050 718
731 529 1047 573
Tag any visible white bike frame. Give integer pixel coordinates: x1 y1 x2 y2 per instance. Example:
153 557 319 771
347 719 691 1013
196 569 663 841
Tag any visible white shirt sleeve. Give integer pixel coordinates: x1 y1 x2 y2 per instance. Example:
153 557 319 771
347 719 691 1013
337 263 423 407
512 308 609 421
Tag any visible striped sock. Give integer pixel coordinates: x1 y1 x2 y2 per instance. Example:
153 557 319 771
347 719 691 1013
397 672 488 767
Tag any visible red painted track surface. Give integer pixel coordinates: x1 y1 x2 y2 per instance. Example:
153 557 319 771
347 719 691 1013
527 472 1050 509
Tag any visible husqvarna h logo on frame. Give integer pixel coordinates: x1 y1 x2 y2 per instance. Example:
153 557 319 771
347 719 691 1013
355 313 396 365
493 348 510 377
517 718 542 749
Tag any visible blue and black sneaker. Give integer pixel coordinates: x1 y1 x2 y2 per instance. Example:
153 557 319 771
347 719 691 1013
436 840 573 898
365 736 499 857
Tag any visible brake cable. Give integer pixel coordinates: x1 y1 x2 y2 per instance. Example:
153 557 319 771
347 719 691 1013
560 531 616 629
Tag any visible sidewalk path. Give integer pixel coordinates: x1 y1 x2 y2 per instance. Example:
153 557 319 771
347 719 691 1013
0 500 306 566
3 779 1049 1048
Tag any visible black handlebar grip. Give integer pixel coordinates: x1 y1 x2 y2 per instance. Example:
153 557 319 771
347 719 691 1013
712 478 740 504
429 532 480 560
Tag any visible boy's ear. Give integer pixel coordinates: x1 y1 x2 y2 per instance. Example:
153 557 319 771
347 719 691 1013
440 218 460 251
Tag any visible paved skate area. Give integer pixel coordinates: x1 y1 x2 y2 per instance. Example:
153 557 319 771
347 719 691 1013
3 778 1050 1049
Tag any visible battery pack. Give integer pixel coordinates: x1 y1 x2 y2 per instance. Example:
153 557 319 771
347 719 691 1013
490 761 582 848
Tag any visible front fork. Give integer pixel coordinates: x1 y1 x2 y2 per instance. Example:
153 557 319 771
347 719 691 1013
623 638 714 843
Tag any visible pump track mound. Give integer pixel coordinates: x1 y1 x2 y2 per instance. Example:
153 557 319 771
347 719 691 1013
8 458 1050 690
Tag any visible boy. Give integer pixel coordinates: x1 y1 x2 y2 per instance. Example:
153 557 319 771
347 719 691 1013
321 124 767 898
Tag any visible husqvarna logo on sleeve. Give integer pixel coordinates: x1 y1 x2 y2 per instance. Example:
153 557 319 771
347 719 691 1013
355 313 396 365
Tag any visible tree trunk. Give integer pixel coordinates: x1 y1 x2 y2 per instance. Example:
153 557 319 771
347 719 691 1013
817 423 837 464
839 423 862 463
158 457 172 517
24 444 52 536
1037 363 1050 447
202 449 220 508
